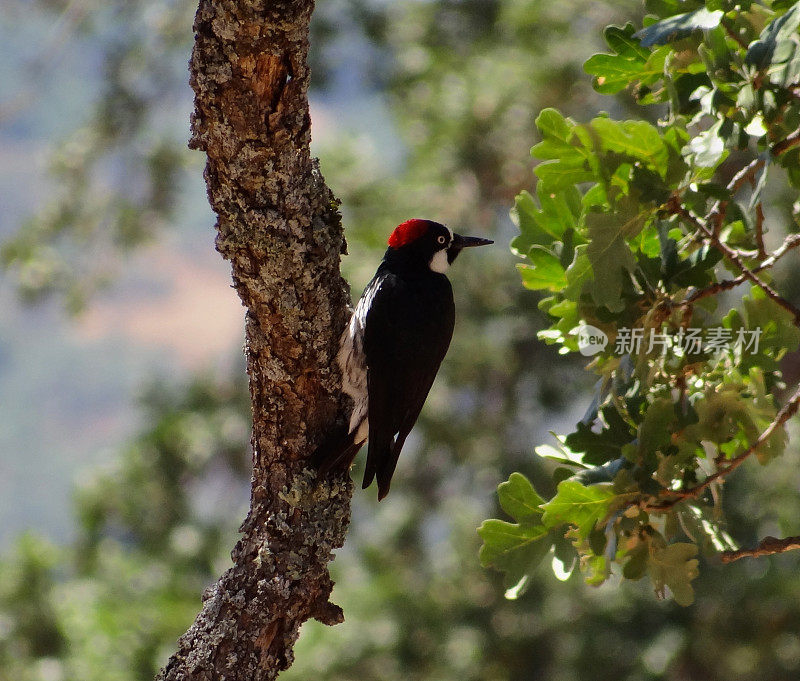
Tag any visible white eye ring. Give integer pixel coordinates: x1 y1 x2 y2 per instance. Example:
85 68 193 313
437 235 447 244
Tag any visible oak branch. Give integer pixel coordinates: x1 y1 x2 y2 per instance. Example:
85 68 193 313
157 0 354 678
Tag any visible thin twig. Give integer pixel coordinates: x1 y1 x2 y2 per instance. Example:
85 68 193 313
667 196 800 324
730 158 766 193
681 233 800 305
721 18 750 50
755 202 767 259
703 132 798 237
772 128 800 157
648 383 800 512
720 535 800 563
764 232 800 268
682 278 743 305
638 133 800 521
707 158 765 238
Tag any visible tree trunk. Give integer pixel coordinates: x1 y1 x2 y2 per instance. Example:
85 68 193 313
157 0 352 678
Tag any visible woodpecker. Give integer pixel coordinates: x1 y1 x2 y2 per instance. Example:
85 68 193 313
312 219 492 499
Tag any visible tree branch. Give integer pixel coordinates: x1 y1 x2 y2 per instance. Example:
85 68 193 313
707 157 765 237
157 1 353 679
755 202 767 259
682 233 800 305
667 195 800 324
721 18 750 50
772 127 800 157
649 383 800 512
720 535 800 563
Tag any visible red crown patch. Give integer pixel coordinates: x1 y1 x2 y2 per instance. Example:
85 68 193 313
388 219 429 248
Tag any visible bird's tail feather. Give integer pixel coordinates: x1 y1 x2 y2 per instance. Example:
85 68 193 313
362 435 405 501
311 421 365 474
362 433 390 497
375 437 406 500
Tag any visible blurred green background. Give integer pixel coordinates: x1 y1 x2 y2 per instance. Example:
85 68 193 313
3 1 800 679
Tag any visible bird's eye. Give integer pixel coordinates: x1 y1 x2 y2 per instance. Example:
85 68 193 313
437 235 447 245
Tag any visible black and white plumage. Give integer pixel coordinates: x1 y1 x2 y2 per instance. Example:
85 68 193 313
312 219 492 499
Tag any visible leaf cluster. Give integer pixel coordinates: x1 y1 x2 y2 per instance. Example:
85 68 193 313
483 0 800 605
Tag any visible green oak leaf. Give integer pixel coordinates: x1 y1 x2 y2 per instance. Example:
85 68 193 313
479 473 554 597
634 9 724 47
583 553 610 586
745 3 800 70
517 248 567 292
644 0 683 16
565 406 635 466
591 118 668 173
622 541 649 580
535 160 596 190
768 36 800 88
510 190 543 256
510 182 582 258
497 472 545 523
535 442 591 469
683 119 727 168
537 182 582 239
585 199 647 312
681 373 785 465
477 519 553 596
742 286 800 358
563 244 593 299
541 479 619 538
584 23 650 94
604 22 649 62
737 367 786 465
532 109 585 162
647 542 700 606
677 505 737 554
532 109 596 188
536 107 574 143
638 396 676 459
691 389 753 445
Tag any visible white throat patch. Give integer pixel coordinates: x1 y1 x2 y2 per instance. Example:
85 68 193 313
429 247 449 273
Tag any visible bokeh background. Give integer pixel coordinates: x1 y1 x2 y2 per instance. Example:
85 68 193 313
4 1 800 679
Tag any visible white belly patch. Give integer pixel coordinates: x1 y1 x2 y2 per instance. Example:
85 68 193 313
337 292 371 437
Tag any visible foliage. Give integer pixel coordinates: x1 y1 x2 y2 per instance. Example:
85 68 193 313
7 0 800 680
0 0 196 313
481 0 800 605
0 374 250 681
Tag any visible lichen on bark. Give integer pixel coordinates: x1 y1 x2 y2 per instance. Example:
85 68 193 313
157 0 353 678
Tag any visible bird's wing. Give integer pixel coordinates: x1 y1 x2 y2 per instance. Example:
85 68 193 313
360 273 402 493
373 358 442 499
361 272 454 499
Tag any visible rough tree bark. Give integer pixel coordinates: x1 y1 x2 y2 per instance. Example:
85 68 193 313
157 0 353 678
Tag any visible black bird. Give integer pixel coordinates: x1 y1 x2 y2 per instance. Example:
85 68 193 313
312 219 492 499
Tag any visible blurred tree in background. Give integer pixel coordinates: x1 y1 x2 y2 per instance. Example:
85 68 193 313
3 1 800 680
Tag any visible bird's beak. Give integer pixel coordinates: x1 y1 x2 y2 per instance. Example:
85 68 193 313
448 233 493 263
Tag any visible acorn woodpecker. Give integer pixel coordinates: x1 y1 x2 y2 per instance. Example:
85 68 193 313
312 219 492 499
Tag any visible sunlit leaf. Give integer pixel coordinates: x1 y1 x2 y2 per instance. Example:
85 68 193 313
541 480 620 538
634 9 724 47
647 542 700 606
